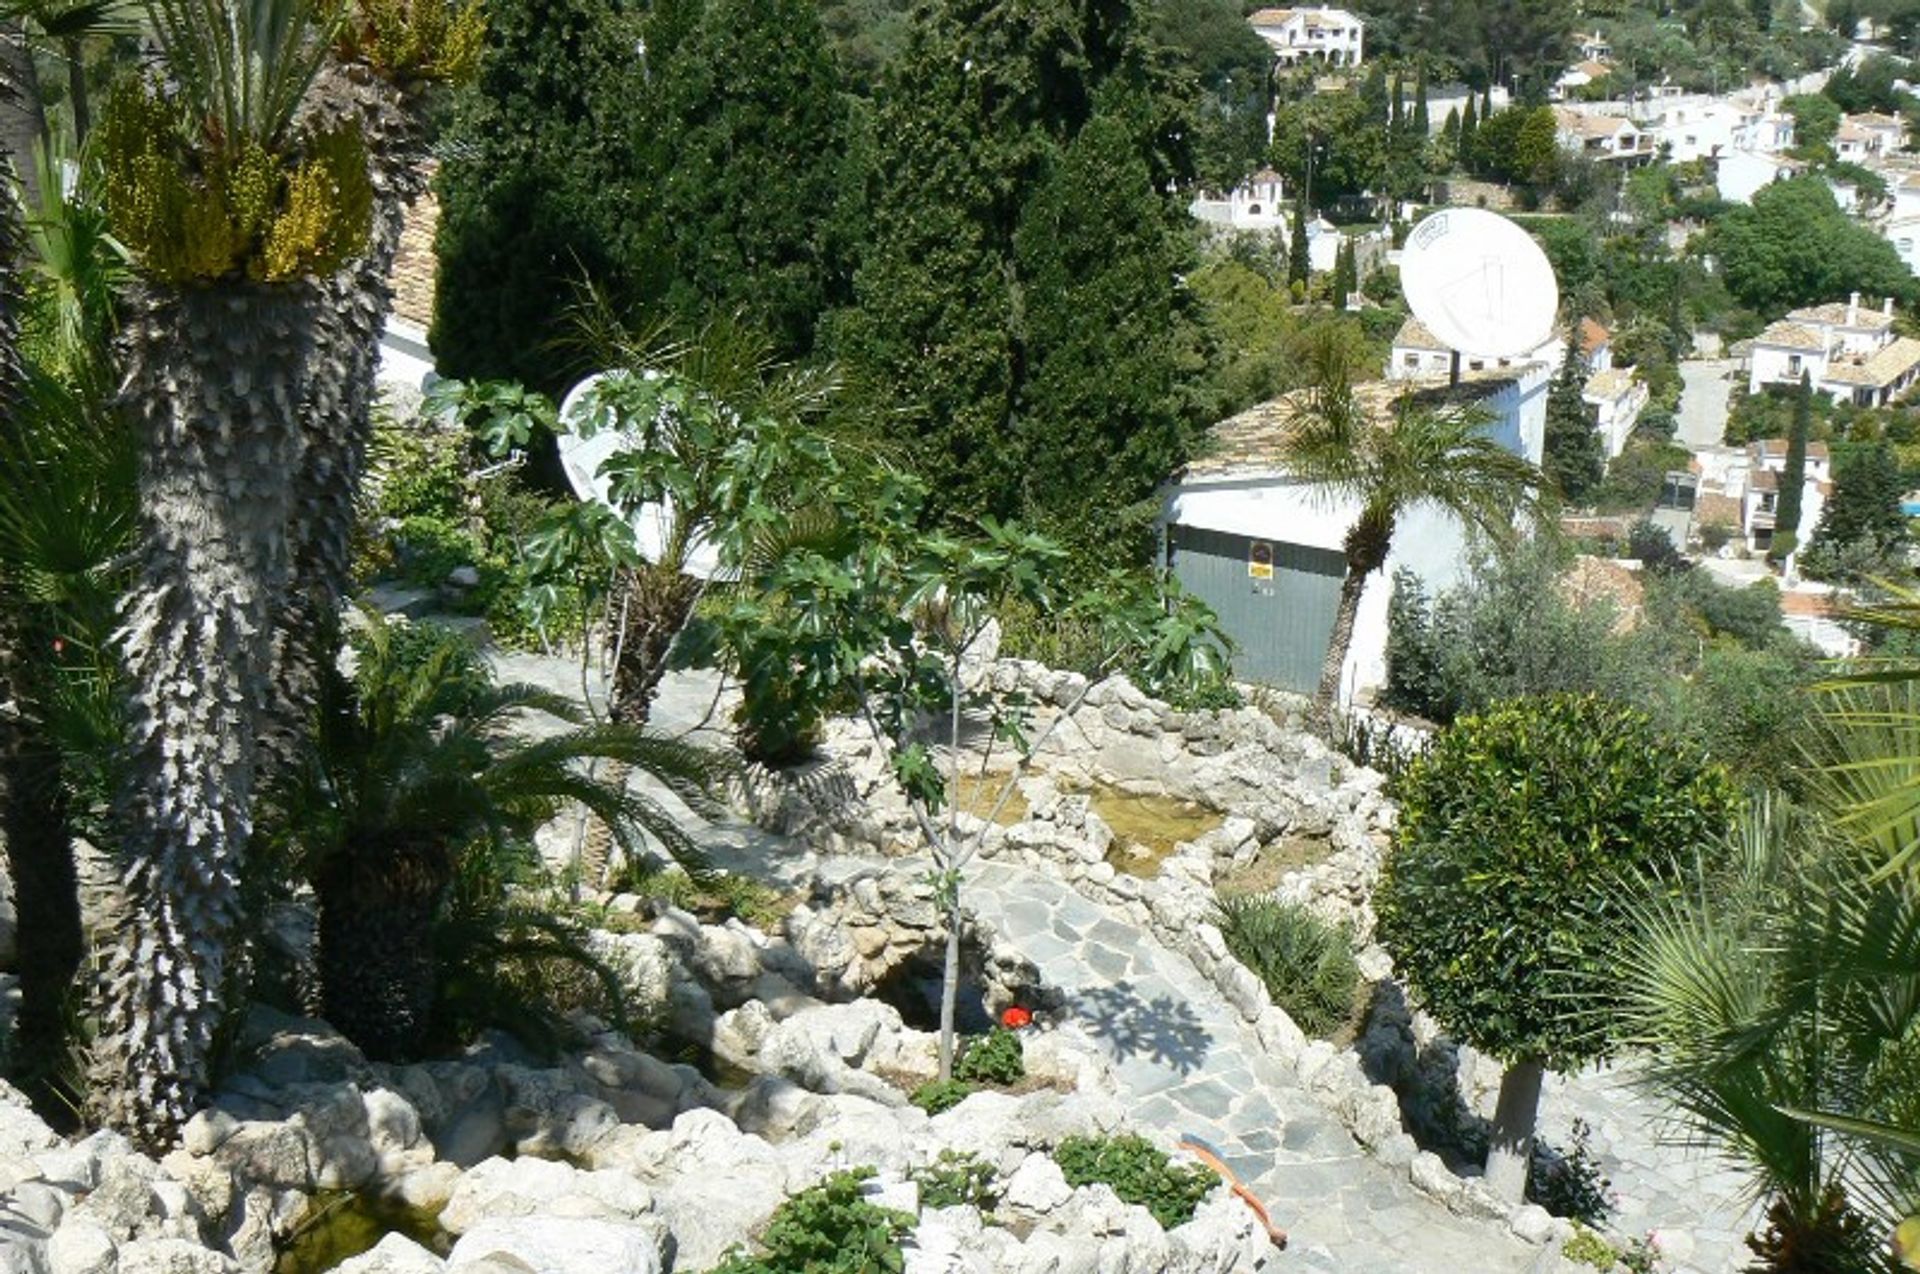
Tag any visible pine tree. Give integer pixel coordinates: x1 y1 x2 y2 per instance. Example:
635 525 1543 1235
432 0 647 390
1770 373 1811 561
657 0 850 354
1289 197 1311 287
1542 340 1603 503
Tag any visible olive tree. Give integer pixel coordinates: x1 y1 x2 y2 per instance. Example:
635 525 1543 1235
1374 694 1738 1200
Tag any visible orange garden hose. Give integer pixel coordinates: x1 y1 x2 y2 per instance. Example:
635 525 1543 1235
1179 1133 1289 1249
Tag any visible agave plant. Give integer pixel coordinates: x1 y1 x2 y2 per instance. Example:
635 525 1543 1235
271 610 727 1061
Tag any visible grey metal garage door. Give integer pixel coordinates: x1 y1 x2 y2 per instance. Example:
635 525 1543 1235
1170 524 1346 692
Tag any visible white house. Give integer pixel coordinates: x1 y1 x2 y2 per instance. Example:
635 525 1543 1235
1835 111 1907 161
1554 60 1612 99
1583 367 1649 458
1883 212 1920 274
1576 30 1611 62
1747 294 1920 406
1247 6 1364 67
1716 150 1803 204
1190 168 1290 232
1160 367 1550 705
1739 439 1832 556
1554 106 1656 165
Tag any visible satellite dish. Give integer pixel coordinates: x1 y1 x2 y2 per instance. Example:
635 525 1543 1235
556 370 729 581
1399 209 1559 359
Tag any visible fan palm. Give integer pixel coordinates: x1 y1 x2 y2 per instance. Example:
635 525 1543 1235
266 0 483 773
87 0 371 1147
1279 331 1550 725
274 610 728 1062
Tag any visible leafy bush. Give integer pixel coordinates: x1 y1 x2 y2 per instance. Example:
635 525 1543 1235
912 1151 1000 1210
953 1028 1025 1086
615 865 792 930
1626 519 1685 575
712 1168 914 1274
1053 1134 1216 1229
1377 695 1738 1071
910 1079 976 1114
1526 1117 1613 1225
1213 894 1360 1039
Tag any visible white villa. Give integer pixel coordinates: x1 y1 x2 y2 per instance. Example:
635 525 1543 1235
1160 367 1548 704
1747 294 1920 407
1247 6 1364 67
1584 368 1649 458
1689 440 1832 557
1717 150 1803 204
1553 107 1656 165
1835 111 1907 161
1576 30 1611 62
1189 168 1290 232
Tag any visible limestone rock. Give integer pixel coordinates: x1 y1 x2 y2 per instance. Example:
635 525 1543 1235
438 1156 653 1236
331 1232 446 1273
45 1219 115 1274
446 1217 660 1274
1001 1154 1072 1216
114 1239 240 1274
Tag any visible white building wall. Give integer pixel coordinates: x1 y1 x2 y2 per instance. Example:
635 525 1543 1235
1717 150 1795 205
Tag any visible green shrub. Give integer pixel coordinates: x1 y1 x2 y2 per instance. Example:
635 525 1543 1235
1377 695 1738 1072
910 1079 976 1114
712 1167 914 1274
953 1028 1025 1085
1052 1134 1215 1229
912 1151 1000 1210
1213 894 1361 1039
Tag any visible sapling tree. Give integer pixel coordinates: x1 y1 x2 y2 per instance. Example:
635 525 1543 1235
1374 694 1737 1200
718 485 1232 1074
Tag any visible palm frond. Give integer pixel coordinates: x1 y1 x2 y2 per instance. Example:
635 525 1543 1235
143 0 339 150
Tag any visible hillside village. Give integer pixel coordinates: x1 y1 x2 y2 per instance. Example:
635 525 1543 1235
0 2 1916 1274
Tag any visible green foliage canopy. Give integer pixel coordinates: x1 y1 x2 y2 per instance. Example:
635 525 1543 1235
1707 177 1917 316
1377 694 1739 1069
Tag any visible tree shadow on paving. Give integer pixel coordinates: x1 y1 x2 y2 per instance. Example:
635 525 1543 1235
1067 980 1212 1075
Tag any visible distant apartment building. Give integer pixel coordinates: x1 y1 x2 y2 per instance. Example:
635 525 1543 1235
1247 6 1364 67
1747 294 1920 407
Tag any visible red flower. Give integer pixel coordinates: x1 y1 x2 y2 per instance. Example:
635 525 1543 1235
1000 1006 1033 1029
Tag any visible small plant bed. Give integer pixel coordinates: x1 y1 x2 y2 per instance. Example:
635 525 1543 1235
1081 787 1220 879
1211 833 1333 897
1213 894 1364 1043
611 865 803 931
711 1168 913 1274
1052 1133 1216 1229
912 1151 1002 1211
906 1026 1066 1111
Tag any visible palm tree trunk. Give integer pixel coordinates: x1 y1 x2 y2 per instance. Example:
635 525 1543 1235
61 35 88 144
1311 564 1370 729
576 563 705 885
89 279 318 1150
265 65 431 772
1311 510 1394 732
315 838 448 1062
0 19 46 210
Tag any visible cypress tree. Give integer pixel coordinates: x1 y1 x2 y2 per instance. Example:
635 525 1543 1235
838 0 1198 543
1414 60 1430 136
1391 74 1405 133
657 0 850 354
1771 372 1811 561
1460 93 1478 172
1289 197 1311 287
1014 95 1197 558
1332 236 1357 304
1542 339 1603 502
432 0 647 390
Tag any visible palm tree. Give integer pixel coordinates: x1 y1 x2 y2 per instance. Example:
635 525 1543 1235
1281 331 1550 726
266 0 484 773
86 0 371 1147
272 611 728 1061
